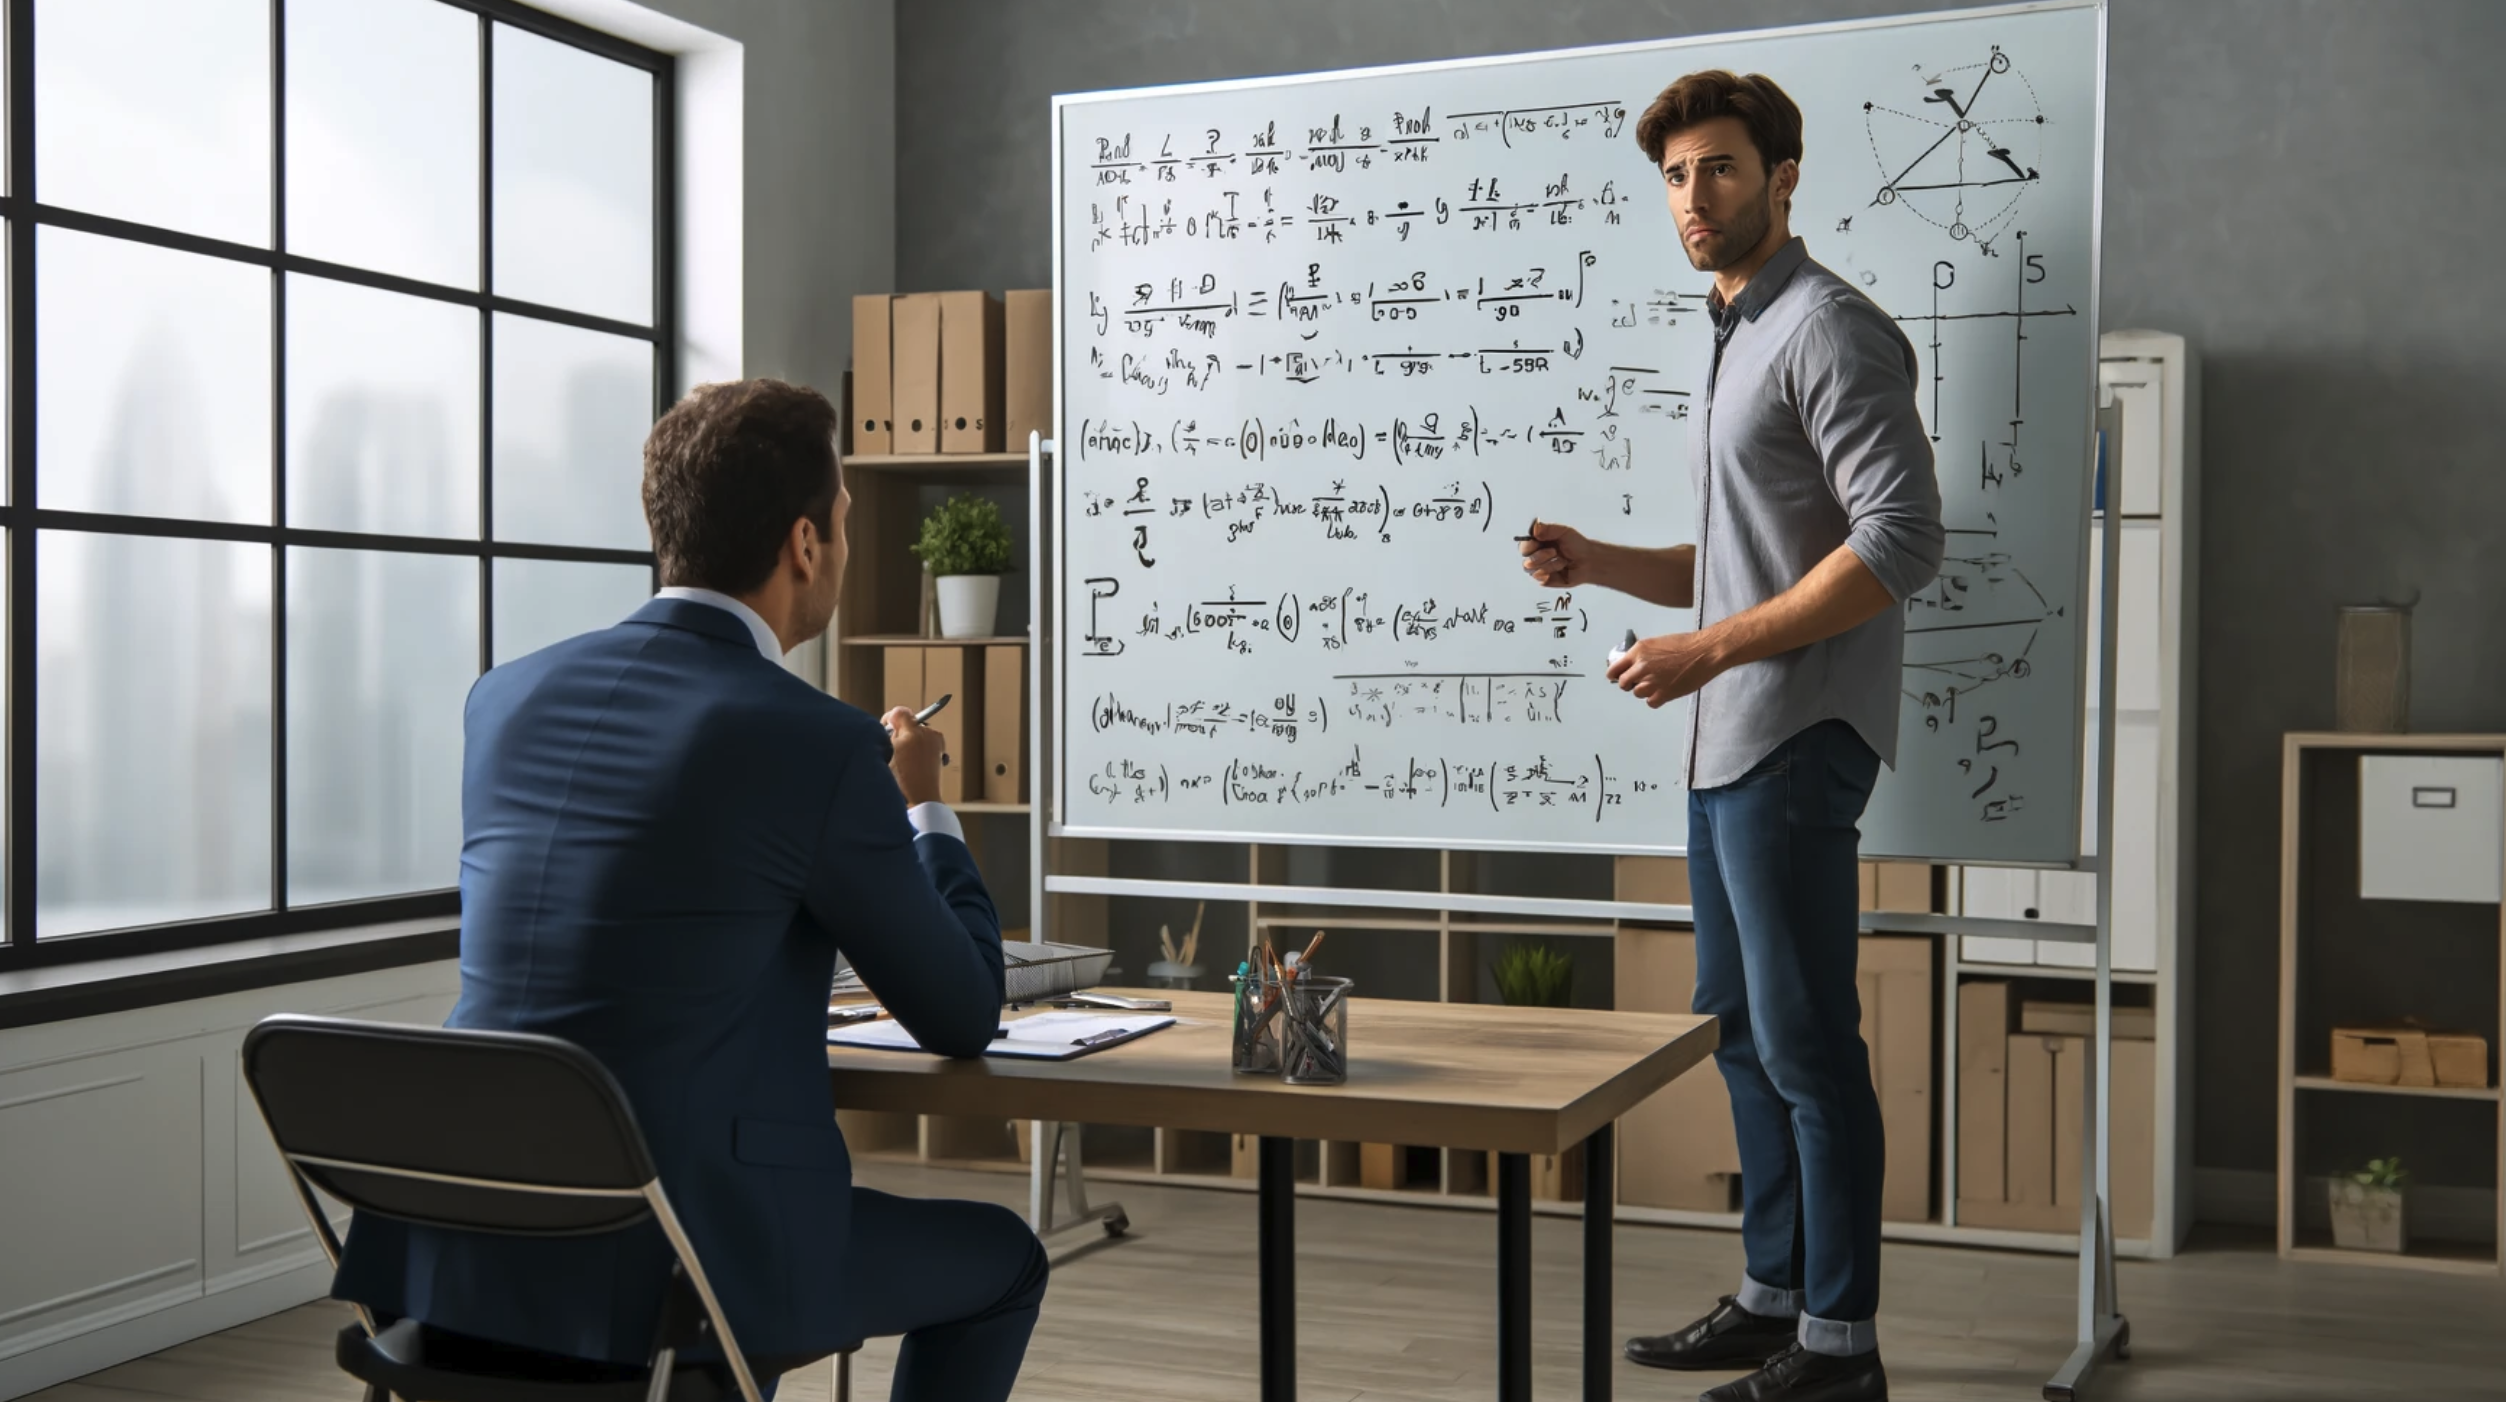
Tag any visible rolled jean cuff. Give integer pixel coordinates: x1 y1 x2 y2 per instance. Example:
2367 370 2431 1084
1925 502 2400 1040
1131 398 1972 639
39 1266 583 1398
1798 1313 1877 1357
1736 1275 1804 1319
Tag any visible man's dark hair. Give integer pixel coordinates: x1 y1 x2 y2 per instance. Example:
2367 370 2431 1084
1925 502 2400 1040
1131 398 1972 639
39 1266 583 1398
642 378 841 593
1635 69 1804 173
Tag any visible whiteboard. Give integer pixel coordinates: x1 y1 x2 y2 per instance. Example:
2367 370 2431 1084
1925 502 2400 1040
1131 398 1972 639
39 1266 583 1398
1052 0 2105 863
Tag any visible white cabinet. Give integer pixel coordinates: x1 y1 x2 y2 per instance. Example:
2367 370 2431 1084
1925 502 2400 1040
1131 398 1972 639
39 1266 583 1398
2359 755 2505 903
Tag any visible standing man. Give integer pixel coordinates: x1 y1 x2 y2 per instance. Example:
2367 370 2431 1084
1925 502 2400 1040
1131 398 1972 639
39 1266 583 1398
1521 72 1941 1402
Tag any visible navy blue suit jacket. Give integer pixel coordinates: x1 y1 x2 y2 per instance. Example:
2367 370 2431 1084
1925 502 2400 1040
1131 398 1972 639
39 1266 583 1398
331 597 1004 1362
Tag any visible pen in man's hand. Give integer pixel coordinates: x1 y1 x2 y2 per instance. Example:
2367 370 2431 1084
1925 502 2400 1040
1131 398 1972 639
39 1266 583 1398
914 693 952 725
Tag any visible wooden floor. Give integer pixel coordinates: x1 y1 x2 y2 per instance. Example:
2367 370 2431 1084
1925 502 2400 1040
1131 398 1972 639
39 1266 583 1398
29 1162 2506 1402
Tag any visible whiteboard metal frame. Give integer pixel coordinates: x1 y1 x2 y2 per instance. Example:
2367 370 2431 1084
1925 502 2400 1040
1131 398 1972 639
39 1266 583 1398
1043 6 2130 1398
1048 0 2109 865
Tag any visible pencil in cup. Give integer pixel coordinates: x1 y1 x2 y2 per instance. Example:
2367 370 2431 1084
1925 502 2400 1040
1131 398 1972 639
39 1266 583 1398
1230 963 1285 1075
1280 975 1353 1085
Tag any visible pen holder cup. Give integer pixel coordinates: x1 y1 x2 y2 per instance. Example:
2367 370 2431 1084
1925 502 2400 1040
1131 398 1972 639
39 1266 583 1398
1230 971 1284 1075
1281 977 1353 1086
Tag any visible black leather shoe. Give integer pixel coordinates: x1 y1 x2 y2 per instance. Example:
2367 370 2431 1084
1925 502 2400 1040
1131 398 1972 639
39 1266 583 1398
1624 1296 1796 1371
1700 1343 1888 1402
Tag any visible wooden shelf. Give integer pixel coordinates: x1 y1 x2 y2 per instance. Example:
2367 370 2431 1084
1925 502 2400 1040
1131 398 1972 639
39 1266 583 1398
1952 959 2161 985
845 452 1029 470
955 801 1032 816
2285 731 2506 755
1251 912 1440 932
2285 1239 2500 1276
1452 918 1618 939
2293 1074 2501 1103
843 634 1028 648
2278 732 2506 1274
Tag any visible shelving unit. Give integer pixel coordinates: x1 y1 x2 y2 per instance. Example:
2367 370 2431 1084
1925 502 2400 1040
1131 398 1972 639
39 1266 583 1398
2277 731 2506 1276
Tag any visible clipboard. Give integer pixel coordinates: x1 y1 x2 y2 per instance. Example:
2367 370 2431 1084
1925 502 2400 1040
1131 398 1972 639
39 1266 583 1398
828 1010 1175 1061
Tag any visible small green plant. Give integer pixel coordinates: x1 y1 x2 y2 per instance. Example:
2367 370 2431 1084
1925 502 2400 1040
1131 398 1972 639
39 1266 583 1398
911 493 1014 576
2351 1156 2408 1191
1491 941 1574 1008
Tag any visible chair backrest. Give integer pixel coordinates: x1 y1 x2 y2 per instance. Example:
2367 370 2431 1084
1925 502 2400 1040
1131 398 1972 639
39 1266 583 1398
242 1015 659 1236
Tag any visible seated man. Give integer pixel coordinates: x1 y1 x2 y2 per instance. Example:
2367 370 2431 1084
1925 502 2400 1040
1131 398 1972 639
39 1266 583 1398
333 378 1046 1402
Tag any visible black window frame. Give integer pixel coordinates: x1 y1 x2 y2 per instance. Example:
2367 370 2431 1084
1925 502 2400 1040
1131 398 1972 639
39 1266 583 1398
0 0 676 971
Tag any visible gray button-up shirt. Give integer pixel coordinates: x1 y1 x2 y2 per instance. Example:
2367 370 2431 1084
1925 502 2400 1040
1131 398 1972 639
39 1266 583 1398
1684 237 1944 790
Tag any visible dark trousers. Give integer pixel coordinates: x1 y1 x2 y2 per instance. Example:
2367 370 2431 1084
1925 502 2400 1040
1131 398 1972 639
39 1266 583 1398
762 1189 1049 1402
1688 720 1885 1353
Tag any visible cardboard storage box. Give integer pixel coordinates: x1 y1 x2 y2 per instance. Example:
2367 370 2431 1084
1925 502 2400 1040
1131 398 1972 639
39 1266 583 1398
882 646 984 805
1862 861 1937 912
1614 928 1933 1222
1956 981 2155 1237
1004 289 1053 452
983 645 1026 803
850 294 893 455
937 290 1005 453
889 293 942 453
2330 1026 2490 1089
1613 855 1690 911
2020 999 2156 1040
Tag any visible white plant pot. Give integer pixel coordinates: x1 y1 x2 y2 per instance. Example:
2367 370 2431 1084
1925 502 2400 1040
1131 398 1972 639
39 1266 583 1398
936 574 1001 639
2327 1180 2407 1253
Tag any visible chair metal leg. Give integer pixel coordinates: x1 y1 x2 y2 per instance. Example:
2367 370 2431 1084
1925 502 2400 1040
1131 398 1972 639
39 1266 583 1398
834 1348 852 1402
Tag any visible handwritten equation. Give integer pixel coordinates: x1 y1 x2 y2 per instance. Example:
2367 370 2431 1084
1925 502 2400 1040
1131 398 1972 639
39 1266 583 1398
1079 743 1667 825
1077 581 1591 658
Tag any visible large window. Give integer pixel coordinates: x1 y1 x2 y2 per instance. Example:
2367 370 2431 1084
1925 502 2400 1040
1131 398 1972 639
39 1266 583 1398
3 0 673 966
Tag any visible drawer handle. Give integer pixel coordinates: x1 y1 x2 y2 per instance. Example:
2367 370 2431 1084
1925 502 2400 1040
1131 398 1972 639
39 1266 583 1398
2411 786 2458 809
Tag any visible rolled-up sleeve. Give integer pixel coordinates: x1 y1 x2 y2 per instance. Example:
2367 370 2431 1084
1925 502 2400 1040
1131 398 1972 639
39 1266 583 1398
1793 299 1944 602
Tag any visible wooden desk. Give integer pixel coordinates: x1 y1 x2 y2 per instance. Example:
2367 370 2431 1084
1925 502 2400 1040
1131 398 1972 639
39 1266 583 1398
828 991 1717 1402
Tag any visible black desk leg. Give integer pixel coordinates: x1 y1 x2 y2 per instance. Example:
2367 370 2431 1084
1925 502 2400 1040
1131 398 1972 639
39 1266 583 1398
1583 1124 1614 1402
1259 1136 1296 1402
1497 1151 1531 1402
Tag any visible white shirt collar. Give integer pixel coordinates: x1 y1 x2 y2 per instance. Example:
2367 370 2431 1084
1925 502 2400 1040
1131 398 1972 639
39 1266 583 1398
654 587 784 661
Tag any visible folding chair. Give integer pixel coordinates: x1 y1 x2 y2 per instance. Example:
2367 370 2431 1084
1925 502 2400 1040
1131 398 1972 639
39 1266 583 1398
240 1014 770 1402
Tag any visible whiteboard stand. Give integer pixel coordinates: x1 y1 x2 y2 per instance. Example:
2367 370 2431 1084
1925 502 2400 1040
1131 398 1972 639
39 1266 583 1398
2042 401 2130 1402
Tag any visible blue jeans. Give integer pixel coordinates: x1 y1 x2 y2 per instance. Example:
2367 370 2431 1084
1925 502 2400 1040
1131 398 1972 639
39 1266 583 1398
1689 720 1884 1356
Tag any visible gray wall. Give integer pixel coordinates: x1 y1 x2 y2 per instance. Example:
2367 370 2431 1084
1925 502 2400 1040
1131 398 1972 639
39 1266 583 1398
636 0 896 389
894 0 2506 1178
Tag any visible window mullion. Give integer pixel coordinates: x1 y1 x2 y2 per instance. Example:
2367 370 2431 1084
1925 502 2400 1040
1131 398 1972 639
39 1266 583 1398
479 11 495 675
271 0 290 915
9 0 38 950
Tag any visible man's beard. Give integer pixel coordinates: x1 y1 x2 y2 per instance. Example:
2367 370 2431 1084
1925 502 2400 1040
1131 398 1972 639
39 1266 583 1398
1686 186 1774 273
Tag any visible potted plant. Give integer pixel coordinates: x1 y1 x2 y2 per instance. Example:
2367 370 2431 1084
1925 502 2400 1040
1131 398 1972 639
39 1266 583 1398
911 493 1014 638
2328 1156 2408 1253
1491 941 1575 1008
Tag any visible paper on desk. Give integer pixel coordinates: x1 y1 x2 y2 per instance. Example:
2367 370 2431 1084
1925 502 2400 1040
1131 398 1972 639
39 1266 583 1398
827 1010 1175 1060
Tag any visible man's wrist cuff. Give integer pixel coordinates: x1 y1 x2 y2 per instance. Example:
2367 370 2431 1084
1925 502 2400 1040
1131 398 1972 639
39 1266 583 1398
906 801 964 844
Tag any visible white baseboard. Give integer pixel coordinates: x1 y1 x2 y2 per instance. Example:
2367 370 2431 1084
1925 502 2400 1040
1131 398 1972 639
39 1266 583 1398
2196 1167 2497 1243
0 1262 333 1402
